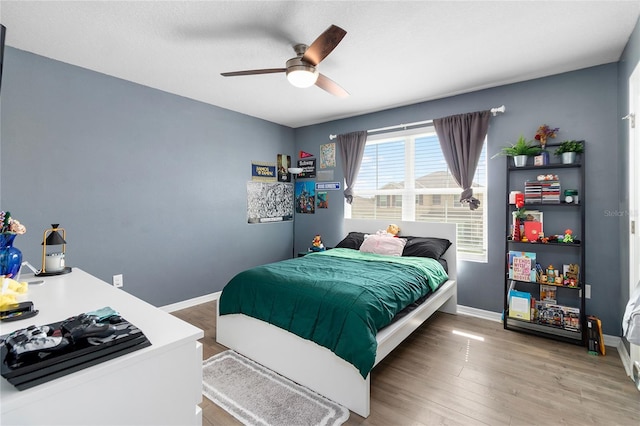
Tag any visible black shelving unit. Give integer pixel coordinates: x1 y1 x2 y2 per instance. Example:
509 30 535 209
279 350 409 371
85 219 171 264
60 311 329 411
503 142 586 346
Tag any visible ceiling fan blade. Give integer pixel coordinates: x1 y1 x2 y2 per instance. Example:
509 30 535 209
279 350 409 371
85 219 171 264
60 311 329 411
221 68 286 77
315 74 349 98
302 25 347 66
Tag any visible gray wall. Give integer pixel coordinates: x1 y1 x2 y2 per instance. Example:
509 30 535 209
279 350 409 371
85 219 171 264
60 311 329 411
294 63 623 335
0 48 295 307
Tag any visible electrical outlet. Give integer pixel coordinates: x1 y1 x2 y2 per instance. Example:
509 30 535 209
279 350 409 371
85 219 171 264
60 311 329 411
113 274 123 288
585 284 591 299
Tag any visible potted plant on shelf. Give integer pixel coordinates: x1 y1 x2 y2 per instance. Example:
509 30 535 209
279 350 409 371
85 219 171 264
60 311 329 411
495 135 542 167
554 140 584 164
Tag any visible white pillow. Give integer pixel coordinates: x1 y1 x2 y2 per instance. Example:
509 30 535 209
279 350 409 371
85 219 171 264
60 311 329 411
359 234 407 256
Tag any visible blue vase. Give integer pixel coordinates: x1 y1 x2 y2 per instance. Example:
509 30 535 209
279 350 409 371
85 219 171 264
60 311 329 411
0 233 23 278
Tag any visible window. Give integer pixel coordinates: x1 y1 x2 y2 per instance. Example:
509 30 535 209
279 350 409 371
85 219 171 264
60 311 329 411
345 127 488 262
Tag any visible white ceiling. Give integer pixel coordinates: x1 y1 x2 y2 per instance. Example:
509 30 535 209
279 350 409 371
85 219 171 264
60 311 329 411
1 1 639 128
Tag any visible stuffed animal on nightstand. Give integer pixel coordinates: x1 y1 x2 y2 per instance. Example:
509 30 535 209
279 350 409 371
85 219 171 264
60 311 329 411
310 234 325 252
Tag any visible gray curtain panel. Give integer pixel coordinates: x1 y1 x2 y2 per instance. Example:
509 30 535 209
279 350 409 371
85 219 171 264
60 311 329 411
433 110 491 210
337 130 368 204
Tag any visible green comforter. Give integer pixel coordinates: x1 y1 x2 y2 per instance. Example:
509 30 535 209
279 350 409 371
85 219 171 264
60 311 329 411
218 248 448 378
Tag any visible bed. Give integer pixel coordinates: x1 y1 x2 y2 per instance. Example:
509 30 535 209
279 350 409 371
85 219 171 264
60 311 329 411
216 219 457 418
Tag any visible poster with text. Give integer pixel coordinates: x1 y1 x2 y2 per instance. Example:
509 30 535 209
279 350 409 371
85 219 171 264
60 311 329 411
298 158 316 178
295 181 315 214
247 181 293 223
251 161 276 182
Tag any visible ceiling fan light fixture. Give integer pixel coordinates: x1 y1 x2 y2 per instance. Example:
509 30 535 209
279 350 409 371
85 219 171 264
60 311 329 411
287 57 319 88
286 64 319 88
222 26 348 96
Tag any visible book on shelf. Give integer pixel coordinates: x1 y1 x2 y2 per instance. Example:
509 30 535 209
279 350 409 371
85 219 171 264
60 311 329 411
524 181 542 204
541 180 561 204
563 307 581 331
540 285 557 303
524 221 542 241
536 302 581 332
509 290 531 321
508 251 537 282
524 179 562 204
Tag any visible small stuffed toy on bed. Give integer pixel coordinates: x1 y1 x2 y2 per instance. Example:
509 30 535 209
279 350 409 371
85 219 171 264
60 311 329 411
386 224 400 236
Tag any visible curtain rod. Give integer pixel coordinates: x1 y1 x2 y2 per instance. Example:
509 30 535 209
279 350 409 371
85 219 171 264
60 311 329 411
329 105 506 140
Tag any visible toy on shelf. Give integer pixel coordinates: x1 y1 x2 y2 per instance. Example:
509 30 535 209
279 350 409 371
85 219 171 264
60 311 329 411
563 229 574 243
563 263 580 287
536 174 559 181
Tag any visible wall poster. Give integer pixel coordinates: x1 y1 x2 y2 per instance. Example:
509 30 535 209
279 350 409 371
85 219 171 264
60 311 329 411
295 181 315 214
298 158 316 178
320 143 336 169
277 154 292 182
247 181 293 223
251 161 276 182
317 191 328 209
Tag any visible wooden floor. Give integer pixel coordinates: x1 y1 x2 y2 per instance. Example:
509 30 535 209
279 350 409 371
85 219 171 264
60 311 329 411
172 301 640 426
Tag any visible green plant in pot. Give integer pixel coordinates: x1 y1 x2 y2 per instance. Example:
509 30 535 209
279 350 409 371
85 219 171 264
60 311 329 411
554 140 584 164
496 135 541 167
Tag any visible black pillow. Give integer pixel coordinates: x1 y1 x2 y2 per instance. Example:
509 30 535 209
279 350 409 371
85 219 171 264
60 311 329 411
402 237 452 259
335 232 367 250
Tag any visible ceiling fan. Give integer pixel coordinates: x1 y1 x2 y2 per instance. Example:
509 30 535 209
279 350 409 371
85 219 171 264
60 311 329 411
221 25 349 98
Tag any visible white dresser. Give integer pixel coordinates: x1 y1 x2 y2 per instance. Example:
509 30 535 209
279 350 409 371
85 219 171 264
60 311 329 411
0 269 204 425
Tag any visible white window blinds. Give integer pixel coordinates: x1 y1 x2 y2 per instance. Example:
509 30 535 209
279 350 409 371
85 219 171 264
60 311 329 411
347 128 487 261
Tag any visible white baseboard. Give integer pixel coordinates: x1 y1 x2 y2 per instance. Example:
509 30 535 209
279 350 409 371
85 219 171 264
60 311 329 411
160 291 221 313
457 304 502 322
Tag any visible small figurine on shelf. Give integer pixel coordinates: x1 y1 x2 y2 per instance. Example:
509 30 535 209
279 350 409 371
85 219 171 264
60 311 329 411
563 229 574 243
563 263 580 287
310 234 325 252
546 265 556 279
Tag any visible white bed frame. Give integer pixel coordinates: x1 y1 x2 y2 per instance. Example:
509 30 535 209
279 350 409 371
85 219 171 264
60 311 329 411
216 219 457 418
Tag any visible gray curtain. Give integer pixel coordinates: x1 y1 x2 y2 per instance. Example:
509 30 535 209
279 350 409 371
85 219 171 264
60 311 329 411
433 110 491 210
337 130 367 204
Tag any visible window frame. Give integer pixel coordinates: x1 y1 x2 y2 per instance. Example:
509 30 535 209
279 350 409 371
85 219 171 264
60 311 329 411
344 126 488 262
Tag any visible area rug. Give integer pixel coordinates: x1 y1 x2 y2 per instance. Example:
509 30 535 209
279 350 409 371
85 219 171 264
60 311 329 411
202 350 349 426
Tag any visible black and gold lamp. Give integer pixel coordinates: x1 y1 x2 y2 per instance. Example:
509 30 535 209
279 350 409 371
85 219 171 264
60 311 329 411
36 224 72 276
